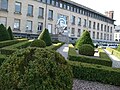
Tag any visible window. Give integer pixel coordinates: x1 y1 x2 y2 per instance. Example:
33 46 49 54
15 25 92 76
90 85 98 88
0 0 8 10
104 34 106 40
77 29 81 37
42 0 46 3
56 1 59 7
38 7 44 18
38 22 43 31
15 2 21 13
107 26 109 32
48 10 53 20
71 15 75 25
48 24 52 33
47 0 51 4
0 17 7 26
89 20 91 28
93 22 96 29
100 33 103 39
27 5 33 16
104 25 106 32
84 19 86 27
97 23 99 30
78 17 81 26
110 35 112 40
71 28 75 35
14 19 20 30
60 2 63 8
93 31 95 39
101 24 103 31
26 20 32 31
52 0 55 5
97 32 99 39
107 34 109 40
63 3 67 9
67 4 70 10
110 27 112 33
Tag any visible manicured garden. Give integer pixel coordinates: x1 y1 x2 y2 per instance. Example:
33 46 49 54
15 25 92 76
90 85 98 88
0 24 72 90
0 24 120 89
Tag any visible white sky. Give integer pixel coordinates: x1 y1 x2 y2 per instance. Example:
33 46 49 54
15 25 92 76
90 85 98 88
71 0 120 25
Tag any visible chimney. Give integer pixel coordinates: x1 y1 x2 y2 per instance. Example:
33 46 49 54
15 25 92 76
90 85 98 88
105 11 109 17
109 11 114 19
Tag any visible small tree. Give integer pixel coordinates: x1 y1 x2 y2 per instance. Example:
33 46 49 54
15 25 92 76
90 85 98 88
7 26 14 40
75 30 94 49
38 28 52 46
0 24 10 41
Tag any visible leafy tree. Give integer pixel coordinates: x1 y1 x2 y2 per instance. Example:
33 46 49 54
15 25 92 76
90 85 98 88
38 28 52 46
0 24 10 41
7 26 14 40
75 30 94 48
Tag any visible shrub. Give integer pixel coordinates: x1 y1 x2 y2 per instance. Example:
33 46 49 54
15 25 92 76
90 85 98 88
30 39 46 48
68 47 112 67
0 48 73 90
7 26 14 40
38 28 52 46
0 39 27 48
68 61 120 86
46 42 64 50
0 55 6 66
75 30 94 49
0 24 10 41
117 45 120 52
79 44 94 56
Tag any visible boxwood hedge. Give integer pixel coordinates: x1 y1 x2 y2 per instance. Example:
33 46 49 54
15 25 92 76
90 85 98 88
68 61 120 86
68 47 112 67
0 48 73 90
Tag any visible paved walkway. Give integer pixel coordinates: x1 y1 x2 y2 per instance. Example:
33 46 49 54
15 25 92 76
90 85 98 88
56 44 69 60
104 49 120 68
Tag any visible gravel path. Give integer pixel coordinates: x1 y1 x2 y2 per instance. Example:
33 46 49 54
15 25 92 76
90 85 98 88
73 79 120 90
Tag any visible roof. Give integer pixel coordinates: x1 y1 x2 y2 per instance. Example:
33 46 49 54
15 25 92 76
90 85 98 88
63 0 115 21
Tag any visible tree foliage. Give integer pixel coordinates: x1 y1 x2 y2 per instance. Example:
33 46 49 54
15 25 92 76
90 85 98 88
0 24 10 41
38 28 52 46
7 26 14 40
75 30 94 48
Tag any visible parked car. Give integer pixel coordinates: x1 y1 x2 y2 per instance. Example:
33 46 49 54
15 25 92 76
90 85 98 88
108 44 118 48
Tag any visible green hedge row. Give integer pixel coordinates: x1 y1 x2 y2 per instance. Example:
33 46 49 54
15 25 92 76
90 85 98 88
0 39 27 48
106 47 120 59
68 47 112 67
0 54 6 66
98 48 111 60
46 42 64 50
68 61 120 86
0 41 31 55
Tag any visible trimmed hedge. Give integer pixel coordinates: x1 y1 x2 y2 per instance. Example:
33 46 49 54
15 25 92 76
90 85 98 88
79 44 94 56
0 54 6 66
106 47 120 59
75 30 94 48
46 42 64 50
98 48 111 60
68 61 120 86
68 47 112 67
0 41 31 55
38 28 52 46
0 39 27 48
0 48 73 90
30 39 46 48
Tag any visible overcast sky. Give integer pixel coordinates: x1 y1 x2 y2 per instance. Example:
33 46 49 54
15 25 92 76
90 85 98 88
71 0 120 25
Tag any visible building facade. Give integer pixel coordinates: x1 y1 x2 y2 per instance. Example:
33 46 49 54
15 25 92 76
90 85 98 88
114 25 120 42
0 0 115 43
